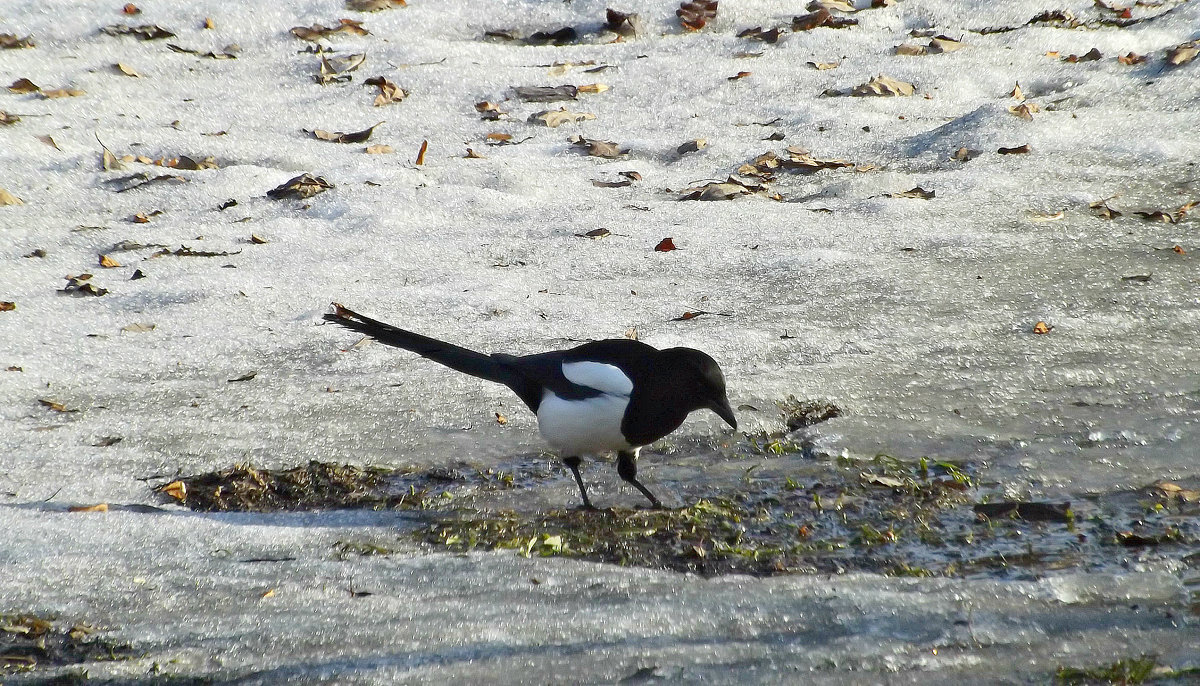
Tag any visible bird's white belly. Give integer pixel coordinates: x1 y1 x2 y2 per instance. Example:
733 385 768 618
536 391 631 455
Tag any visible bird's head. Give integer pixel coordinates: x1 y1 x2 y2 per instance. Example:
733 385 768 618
664 347 737 431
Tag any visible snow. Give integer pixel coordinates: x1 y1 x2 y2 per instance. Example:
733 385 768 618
2 0 1199 681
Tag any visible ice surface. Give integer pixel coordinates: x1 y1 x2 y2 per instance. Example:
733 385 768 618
2 0 1199 681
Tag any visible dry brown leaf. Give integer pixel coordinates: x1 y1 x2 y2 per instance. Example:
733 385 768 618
1173 245 1186 255
1117 52 1146 65
807 61 839 70
514 85 577 102
261 588 277 599
0 188 24 205
347 0 407 10
896 36 962 56
99 254 122 268
576 83 609 94
291 19 369 41
39 398 75 412
203 17 215 29
887 187 935 199
101 24 175 40
528 108 595 127
0 33 35 49
654 237 678 252
738 26 782 43
1032 321 1052 334
69 503 109 513
577 228 612 239
267 173 333 200
495 412 507 425
308 121 383 144
997 144 1031 155
1133 210 1176 223
250 234 268 244
42 87 86 99
678 0 718 31
728 71 752 81
0 111 19 125
162 480 187 501
415 139 428 165
1008 102 1039 120
364 76 405 106
465 148 484 158
791 7 856 31
851 75 914 96
8 78 41 93
36 135 60 150
1063 47 1102 63
115 62 141 77
0 301 15 311
365 144 393 154
606 8 641 36
570 135 625 158
677 139 707 154
123 3 140 14
1166 42 1198 67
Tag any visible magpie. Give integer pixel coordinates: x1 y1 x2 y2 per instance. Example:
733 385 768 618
324 303 737 509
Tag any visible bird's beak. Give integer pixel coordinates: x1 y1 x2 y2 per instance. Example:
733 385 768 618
711 396 737 430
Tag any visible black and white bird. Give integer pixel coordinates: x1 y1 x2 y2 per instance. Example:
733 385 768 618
324 303 737 509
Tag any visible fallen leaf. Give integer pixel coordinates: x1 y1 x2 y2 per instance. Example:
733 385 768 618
1008 102 1039 120
261 588 277 599
161 480 187 501
896 35 963 55
347 0 407 10
1009 82 1024 100
115 62 141 77
997 144 1031 155
39 398 75 412
678 0 718 31
475 101 507 120
1117 52 1146 65
42 87 86 99
1032 321 1051 334
99 254 122 268
0 189 24 206
415 139 428 165
267 173 333 200
365 144 393 154
728 71 752 81
677 139 707 154
951 147 981 162
1165 42 1197 67
1063 47 1102 63
1133 210 1175 223
8 78 41 93
526 27 577 45
576 83 609 94
61 274 108 296
887 186 934 199
228 371 257 383
577 228 611 238
36 135 61 150
807 60 839 70
486 132 512 143
569 136 625 158
100 24 175 40
495 412 507 425
291 19 368 41
364 76 405 106
0 33 35 49
654 237 677 252
528 108 595 127
120 322 155 332
69 503 109 513
308 121 383 144
1172 245 1185 254
0 111 19 125
0 301 14 311
123 3 140 14
680 175 778 201
791 7 855 30
738 26 782 43
316 53 366 84
605 8 641 36
1029 210 1064 222
250 234 268 244
851 74 914 96
514 85 577 102
465 148 484 158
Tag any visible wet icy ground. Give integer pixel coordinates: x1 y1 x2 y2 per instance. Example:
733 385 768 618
2 0 1199 681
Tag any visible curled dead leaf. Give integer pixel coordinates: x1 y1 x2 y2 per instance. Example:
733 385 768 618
807 61 838 70
415 139 428 165
1063 47 1102 63
267 173 333 200
569 136 625 158
1117 52 1146 65
42 87 86 99
0 33 35 49
0 188 23 205
0 301 15 311
365 144 393 154
605 8 641 36
851 75 914 97
115 62 141 77
1008 102 1039 120
161 480 187 501
69 503 109 513
99 254 122 268
887 186 934 199
678 0 718 31
677 139 707 154
364 76 405 106
576 83 608 94
654 237 677 252
1166 42 1198 67
0 111 19 125
1032 321 1051 334
997 144 1031 155
529 108 595 128
308 121 383 144
291 19 368 41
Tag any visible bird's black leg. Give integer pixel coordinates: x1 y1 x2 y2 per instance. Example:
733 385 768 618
562 456 596 510
616 450 664 509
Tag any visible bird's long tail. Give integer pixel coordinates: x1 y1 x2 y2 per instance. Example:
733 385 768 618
324 303 521 388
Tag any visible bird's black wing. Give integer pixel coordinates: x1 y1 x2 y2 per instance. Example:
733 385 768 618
324 303 542 411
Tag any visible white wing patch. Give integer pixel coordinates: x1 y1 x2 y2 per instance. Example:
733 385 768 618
537 391 631 454
561 361 633 396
